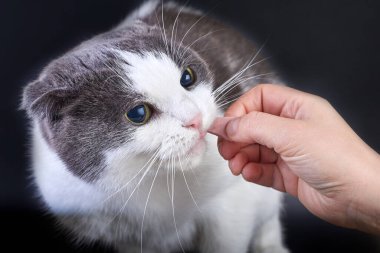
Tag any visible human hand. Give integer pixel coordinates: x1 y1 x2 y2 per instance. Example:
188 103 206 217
208 84 380 234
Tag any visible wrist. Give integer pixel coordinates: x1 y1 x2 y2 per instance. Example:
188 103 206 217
347 151 380 234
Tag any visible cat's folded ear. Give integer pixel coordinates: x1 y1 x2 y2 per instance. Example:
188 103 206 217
21 80 77 121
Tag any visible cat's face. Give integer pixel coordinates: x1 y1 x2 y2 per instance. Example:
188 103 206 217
104 50 218 186
23 23 219 183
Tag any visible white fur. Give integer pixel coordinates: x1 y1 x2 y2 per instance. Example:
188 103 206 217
29 2 288 253
32 121 105 214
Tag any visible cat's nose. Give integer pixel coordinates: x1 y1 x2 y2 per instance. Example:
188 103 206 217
183 113 202 130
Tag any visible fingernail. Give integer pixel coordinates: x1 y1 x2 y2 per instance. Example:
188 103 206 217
226 118 239 137
207 117 233 139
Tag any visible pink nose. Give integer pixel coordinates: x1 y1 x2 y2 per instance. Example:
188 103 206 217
183 113 202 130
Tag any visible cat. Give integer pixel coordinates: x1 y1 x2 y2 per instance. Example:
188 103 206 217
22 1 289 252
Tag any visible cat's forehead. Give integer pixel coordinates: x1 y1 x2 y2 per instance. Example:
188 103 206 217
118 51 184 100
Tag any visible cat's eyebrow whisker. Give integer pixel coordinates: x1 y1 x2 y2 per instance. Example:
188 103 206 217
154 3 169 55
177 9 212 58
171 0 189 60
161 0 170 55
179 29 224 61
180 45 221 65
177 0 222 58
140 154 164 253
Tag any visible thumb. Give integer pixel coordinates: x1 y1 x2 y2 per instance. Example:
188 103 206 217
224 111 302 150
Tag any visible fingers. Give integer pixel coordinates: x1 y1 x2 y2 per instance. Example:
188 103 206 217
217 138 250 160
225 84 310 119
227 144 278 175
225 111 303 150
239 163 286 193
208 117 234 140
209 112 304 160
209 112 302 150
207 84 319 195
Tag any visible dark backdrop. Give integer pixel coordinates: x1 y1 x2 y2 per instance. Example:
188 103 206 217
0 0 379 252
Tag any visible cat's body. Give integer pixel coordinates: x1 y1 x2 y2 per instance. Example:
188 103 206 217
23 1 288 252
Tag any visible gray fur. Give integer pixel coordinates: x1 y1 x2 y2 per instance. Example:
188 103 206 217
22 3 275 180
22 1 283 252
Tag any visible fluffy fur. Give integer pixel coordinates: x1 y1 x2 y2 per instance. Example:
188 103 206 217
22 1 288 252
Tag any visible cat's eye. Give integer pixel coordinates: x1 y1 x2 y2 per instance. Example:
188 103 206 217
125 104 151 125
180 67 196 88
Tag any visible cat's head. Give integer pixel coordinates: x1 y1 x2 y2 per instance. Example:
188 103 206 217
22 21 220 184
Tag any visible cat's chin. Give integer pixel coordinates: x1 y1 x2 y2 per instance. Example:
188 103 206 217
188 138 207 157
158 139 207 170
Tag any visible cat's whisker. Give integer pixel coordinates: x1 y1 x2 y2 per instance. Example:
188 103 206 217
216 97 241 109
102 149 160 204
216 91 243 106
178 153 201 213
214 77 245 102
170 153 186 253
182 151 201 187
212 57 270 99
215 72 273 104
140 155 164 253
167 150 172 200
212 57 253 96
212 41 269 97
213 63 268 105
23 0 288 250
170 150 175 202
215 74 275 109
109 166 158 229
110 149 163 226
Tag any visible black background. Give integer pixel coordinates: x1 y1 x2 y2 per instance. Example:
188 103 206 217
0 0 379 252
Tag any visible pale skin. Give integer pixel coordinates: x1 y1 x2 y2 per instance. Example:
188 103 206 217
208 84 380 234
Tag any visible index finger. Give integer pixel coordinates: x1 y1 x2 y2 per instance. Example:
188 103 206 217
225 84 310 118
